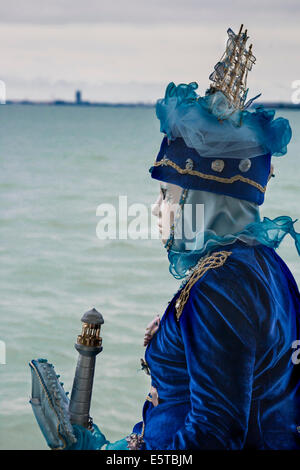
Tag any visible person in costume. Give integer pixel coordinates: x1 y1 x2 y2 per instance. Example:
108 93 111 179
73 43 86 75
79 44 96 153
31 25 300 450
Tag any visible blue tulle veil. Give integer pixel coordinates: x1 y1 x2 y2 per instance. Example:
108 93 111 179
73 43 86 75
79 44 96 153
157 82 292 160
154 82 298 279
166 187 300 279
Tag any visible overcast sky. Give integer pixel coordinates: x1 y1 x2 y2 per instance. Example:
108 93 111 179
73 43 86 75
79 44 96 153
1 0 299 102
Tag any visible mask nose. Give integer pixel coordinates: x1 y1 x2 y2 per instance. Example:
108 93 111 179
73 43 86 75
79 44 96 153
152 196 161 218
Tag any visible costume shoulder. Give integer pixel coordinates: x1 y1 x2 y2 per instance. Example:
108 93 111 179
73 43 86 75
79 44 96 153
175 245 260 354
175 244 272 322
175 250 232 320
175 243 299 329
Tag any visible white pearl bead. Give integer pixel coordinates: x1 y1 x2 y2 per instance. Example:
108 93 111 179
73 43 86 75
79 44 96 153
239 159 252 172
211 159 225 172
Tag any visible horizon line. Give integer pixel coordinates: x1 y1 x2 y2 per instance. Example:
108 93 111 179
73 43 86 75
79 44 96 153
3 98 300 109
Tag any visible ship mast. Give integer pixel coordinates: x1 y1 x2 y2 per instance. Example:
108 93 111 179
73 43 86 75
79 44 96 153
208 24 256 111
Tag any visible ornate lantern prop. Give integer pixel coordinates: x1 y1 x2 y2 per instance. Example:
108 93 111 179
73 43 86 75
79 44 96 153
69 308 104 429
29 307 104 449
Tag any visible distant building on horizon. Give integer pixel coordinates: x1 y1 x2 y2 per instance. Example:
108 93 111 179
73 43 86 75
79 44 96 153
75 90 82 105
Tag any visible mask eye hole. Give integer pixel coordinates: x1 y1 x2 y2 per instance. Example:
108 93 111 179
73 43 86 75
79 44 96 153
160 187 167 200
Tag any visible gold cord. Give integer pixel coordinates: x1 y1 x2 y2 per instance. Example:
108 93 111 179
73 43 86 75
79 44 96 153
175 251 232 320
154 158 266 193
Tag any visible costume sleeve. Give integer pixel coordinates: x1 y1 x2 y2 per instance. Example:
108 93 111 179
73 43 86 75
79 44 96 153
67 424 129 450
167 274 256 450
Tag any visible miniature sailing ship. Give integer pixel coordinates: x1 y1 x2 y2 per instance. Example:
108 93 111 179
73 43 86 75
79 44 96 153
208 24 256 110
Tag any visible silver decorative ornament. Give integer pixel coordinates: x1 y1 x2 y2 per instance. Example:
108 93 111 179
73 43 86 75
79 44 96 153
239 158 252 172
161 156 169 166
211 159 225 173
185 158 194 170
126 433 145 450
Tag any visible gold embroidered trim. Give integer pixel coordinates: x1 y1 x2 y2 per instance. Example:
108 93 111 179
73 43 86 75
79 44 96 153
154 158 266 193
175 251 232 320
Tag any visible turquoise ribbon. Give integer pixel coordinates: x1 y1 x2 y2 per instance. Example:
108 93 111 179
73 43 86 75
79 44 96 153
168 216 300 279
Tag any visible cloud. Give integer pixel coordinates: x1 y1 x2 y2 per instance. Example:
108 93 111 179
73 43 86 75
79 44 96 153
0 0 299 24
0 1 299 101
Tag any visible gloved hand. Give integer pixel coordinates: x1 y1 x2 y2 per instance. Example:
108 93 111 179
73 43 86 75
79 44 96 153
66 423 108 450
104 438 129 450
66 423 129 450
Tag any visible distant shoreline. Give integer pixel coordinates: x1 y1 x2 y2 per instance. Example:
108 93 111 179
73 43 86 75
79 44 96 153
4 100 155 108
3 100 300 109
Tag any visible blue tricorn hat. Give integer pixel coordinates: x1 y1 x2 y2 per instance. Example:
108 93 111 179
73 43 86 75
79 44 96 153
150 26 292 205
151 136 271 205
150 82 292 206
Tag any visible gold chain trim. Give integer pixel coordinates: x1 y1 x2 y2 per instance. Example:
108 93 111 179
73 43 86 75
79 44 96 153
154 158 266 193
175 251 232 320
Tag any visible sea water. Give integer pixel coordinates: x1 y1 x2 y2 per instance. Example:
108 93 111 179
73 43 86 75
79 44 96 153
0 105 299 449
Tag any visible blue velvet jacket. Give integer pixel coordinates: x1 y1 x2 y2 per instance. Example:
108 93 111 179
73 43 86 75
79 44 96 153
133 241 300 449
